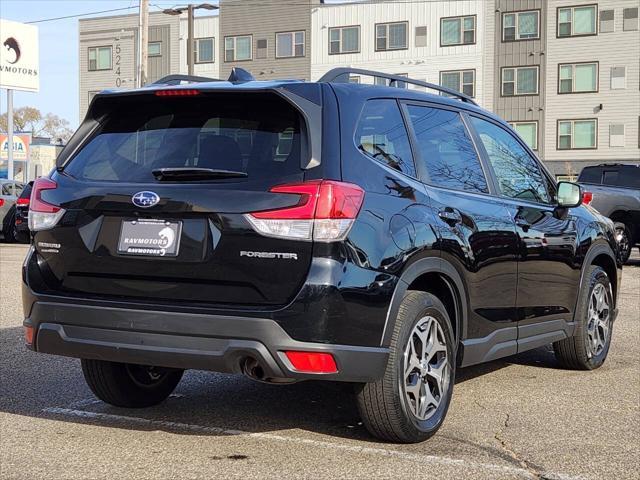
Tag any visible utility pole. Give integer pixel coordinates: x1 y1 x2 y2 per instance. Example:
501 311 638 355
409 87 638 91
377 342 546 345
137 0 149 87
187 4 194 75
6 89 14 180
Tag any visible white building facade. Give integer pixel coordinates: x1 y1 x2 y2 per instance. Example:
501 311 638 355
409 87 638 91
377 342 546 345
78 1 639 176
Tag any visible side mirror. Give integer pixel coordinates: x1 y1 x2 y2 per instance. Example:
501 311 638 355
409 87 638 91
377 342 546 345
557 181 582 208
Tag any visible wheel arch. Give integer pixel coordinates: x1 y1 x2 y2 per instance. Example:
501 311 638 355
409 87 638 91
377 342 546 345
381 257 467 350
577 243 619 313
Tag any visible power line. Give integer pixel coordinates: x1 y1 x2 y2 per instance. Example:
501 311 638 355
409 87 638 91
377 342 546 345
25 6 138 24
23 0 474 24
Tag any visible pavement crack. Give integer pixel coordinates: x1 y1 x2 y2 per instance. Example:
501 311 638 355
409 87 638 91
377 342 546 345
494 413 548 479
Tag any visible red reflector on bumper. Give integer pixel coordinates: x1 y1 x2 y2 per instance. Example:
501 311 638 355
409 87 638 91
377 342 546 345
284 351 338 374
24 326 35 345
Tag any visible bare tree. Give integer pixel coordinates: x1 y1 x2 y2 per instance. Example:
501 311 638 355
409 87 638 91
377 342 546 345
0 107 73 143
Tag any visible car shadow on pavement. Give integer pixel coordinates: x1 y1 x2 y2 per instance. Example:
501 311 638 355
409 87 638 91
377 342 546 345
0 325 564 444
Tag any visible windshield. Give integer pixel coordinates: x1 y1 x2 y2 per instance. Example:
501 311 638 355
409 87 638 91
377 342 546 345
65 93 304 183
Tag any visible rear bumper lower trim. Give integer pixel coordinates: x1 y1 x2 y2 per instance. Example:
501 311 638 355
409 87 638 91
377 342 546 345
25 301 388 383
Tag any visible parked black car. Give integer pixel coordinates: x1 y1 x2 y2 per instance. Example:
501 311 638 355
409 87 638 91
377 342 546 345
22 69 621 443
578 164 640 264
13 181 33 244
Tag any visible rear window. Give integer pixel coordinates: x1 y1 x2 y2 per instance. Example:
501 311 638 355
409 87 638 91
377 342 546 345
579 165 640 188
578 167 602 184
65 93 305 183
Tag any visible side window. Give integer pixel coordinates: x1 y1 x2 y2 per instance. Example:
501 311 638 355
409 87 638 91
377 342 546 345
355 99 416 177
406 105 488 193
470 116 551 204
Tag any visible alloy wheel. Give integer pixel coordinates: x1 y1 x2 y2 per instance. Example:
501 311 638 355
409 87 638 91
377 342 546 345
402 316 450 421
586 283 611 358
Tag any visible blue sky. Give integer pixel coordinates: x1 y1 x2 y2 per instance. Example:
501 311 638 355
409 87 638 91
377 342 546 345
0 0 215 128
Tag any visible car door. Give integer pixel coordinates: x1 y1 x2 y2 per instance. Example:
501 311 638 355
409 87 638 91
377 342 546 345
402 102 520 366
468 115 580 352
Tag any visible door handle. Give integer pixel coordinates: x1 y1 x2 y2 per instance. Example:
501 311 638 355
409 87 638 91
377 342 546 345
438 207 462 225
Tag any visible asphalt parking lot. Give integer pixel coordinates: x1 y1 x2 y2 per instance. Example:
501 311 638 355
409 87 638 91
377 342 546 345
1 243 638 480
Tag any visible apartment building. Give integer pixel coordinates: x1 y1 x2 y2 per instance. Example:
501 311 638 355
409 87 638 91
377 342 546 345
543 0 640 178
78 12 219 119
78 0 639 176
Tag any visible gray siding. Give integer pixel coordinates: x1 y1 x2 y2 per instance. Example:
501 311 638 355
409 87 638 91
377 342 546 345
78 12 180 120
494 0 546 154
219 0 318 81
148 25 172 83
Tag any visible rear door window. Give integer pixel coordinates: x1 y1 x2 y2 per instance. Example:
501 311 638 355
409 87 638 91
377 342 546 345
578 167 602 184
470 116 551 204
406 104 488 193
355 99 417 177
64 93 305 185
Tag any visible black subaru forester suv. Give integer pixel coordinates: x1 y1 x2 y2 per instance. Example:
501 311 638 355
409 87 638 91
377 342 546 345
22 68 621 443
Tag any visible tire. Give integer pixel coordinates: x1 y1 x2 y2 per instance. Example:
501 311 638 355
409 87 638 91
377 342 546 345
2 210 16 243
81 359 184 408
356 290 455 443
614 222 633 264
553 266 613 370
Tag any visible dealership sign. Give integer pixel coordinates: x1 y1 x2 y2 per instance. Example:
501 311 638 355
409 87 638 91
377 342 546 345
0 134 30 160
0 19 39 92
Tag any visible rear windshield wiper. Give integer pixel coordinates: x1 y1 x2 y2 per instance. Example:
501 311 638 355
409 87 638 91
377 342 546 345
152 167 248 181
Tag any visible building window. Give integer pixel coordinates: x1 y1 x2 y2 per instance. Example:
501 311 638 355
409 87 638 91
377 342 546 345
195 38 214 63
349 76 360 84
375 22 408 51
502 66 539 96
510 121 538 150
558 5 597 37
623 8 639 31
394 73 408 89
256 39 267 59
441 16 476 46
559 63 598 93
440 70 475 97
611 66 626 89
610 124 625 147
374 76 388 86
415 26 427 47
88 46 112 71
599 10 615 32
503 11 540 41
558 119 597 149
148 42 161 57
329 26 360 54
224 35 252 62
276 31 305 58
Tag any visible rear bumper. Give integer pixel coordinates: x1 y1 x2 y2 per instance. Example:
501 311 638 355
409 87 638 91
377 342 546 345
24 299 389 383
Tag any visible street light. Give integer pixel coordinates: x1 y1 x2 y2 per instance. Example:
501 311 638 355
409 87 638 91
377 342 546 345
162 3 219 76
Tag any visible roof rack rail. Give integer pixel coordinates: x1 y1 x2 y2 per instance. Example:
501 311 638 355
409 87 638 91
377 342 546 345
318 68 478 106
152 74 220 86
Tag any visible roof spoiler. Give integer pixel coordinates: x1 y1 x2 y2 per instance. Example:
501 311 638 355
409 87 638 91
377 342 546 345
319 67 478 106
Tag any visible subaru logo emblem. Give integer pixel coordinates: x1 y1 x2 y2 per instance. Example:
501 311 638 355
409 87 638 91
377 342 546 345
132 191 160 208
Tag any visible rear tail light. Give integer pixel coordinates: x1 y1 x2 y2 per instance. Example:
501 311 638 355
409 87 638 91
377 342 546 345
245 180 364 242
24 326 35 346
28 178 65 231
582 191 593 205
0 199 4 207
16 198 29 206
284 351 338 374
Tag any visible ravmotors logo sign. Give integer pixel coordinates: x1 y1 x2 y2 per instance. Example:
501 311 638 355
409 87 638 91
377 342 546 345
0 19 39 92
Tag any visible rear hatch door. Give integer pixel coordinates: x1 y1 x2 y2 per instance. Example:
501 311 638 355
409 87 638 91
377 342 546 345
37 89 317 307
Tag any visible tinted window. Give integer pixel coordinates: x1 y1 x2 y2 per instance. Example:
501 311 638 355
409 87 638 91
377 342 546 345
406 105 488 193
471 116 551 204
356 99 416 177
65 93 303 184
618 167 640 188
577 166 602 184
